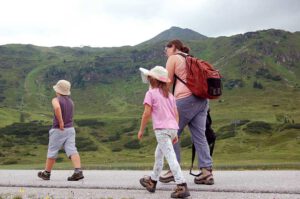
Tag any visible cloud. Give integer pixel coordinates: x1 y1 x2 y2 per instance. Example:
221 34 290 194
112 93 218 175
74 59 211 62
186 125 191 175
0 0 299 47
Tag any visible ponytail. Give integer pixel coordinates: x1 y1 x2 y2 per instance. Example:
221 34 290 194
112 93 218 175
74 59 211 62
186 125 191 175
167 39 190 54
181 46 190 54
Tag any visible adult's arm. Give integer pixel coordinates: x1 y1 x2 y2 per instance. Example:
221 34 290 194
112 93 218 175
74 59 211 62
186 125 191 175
165 55 177 84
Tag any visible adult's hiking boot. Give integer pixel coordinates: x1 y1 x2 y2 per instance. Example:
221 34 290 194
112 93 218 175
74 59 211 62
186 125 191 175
38 171 51 180
194 173 214 185
67 171 84 181
159 170 175 183
139 176 157 193
171 183 190 198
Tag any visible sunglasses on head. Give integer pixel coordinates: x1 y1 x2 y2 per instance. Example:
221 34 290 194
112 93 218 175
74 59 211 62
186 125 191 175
164 44 172 50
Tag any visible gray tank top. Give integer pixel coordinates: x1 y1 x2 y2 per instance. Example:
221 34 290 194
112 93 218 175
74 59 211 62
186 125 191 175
52 96 74 128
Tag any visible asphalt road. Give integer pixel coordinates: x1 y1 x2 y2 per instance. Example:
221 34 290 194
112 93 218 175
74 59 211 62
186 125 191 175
0 170 299 199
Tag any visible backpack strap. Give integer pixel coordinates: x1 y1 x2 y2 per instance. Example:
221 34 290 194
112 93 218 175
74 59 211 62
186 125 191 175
174 74 186 85
172 76 177 95
172 54 188 93
177 52 189 58
174 53 189 86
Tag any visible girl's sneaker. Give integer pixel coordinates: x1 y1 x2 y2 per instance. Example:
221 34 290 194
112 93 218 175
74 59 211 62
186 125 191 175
159 170 175 183
139 176 157 193
37 171 51 180
171 183 190 198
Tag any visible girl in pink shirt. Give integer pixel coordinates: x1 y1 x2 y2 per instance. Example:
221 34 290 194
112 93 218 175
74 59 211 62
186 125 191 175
137 66 190 198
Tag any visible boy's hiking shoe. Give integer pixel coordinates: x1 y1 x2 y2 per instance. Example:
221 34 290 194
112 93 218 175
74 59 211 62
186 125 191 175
38 171 50 180
159 170 175 183
194 173 214 185
139 176 157 193
171 183 190 198
67 171 84 181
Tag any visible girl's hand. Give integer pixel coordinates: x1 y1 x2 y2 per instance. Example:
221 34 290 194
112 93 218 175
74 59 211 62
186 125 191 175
138 130 143 140
172 135 178 144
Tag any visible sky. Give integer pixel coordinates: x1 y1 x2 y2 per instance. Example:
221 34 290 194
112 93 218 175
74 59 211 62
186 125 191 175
0 0 299 47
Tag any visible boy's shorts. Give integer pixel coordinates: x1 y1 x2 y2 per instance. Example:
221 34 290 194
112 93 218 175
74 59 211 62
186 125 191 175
47 127 78 159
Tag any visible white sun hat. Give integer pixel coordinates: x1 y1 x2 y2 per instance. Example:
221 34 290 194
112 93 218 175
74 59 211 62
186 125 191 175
139 66 171 84
53 80 71 95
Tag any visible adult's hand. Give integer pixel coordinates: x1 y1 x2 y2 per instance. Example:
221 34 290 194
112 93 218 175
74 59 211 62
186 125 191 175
173 135 178 144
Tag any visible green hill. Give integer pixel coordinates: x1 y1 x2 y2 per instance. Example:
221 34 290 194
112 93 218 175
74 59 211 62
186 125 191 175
0 27 299 169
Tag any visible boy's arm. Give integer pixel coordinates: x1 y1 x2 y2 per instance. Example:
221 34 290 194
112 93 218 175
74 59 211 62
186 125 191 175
138 104 152 140
52 98 64 130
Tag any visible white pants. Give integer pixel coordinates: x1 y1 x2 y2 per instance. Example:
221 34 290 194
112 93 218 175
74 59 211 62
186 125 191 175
150 129 186 184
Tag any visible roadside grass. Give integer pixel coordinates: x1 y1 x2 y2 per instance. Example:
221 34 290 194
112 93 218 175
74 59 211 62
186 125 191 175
0 68 299 170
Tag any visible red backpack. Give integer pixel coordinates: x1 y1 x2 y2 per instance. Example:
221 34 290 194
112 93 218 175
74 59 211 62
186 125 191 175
174 53 222 99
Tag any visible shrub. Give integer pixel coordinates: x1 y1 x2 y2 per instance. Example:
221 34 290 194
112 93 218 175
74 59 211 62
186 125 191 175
255 68 282 81
75 119 105 127
281 123 300 130
108 132 121 141
217 131 236 139
23 152 36 156
275 114 294 124
2 142 14 147
253 81 263 89
2 159 18 165
0 79 6 103
76 137 98 151
216 122 247 139
224 79 244 89
0 122 49 145
122 119 138 134
218 124 235 132
124 139 141 149
101 138 109 142
244 121 272 134
112 147 122 152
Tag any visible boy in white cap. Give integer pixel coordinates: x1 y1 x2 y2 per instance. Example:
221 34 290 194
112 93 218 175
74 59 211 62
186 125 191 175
38 80 84 181
138 66 190 198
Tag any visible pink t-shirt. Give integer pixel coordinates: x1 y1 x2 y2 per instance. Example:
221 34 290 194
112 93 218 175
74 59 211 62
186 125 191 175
143 88 179 130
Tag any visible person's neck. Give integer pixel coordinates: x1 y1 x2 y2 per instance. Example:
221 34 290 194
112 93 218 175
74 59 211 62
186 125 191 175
174 49 181 54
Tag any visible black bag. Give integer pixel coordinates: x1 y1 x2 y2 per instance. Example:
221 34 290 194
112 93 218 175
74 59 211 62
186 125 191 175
190 109 216 176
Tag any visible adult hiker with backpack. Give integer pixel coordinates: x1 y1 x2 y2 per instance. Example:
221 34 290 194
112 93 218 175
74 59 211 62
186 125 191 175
160 39 221 185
